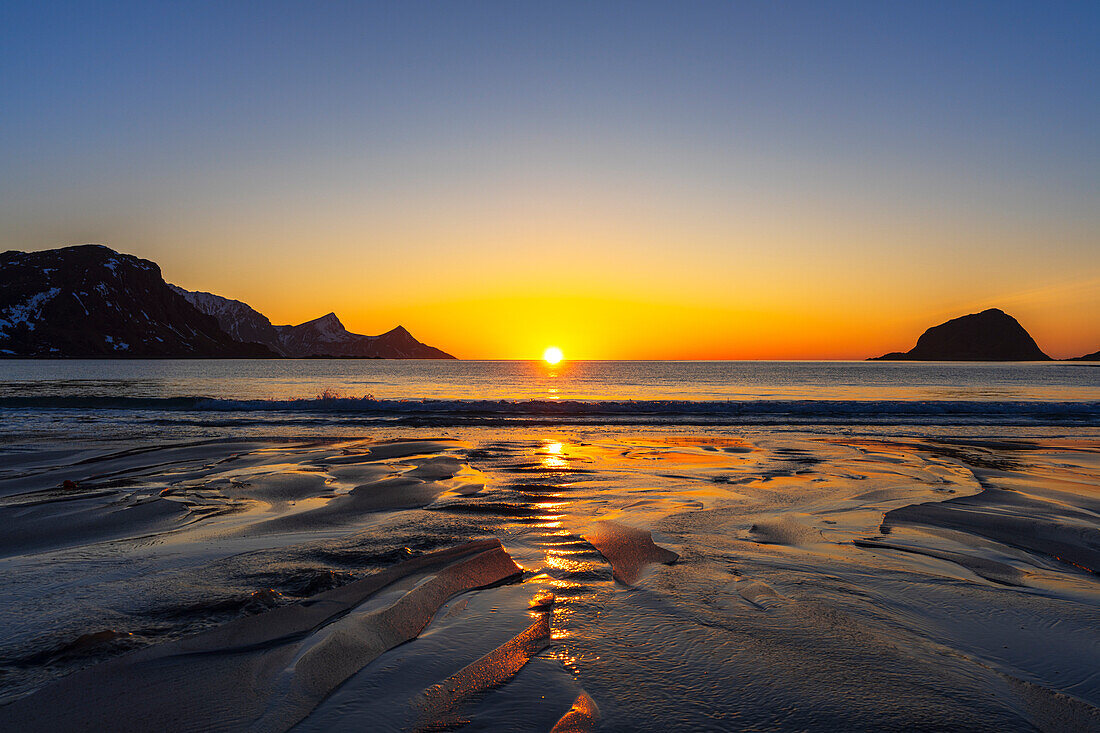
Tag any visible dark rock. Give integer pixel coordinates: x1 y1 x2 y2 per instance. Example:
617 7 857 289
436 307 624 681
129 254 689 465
870 308 1051 361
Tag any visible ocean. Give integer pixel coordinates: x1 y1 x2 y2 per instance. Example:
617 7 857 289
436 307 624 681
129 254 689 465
1 360 1098 442
1 360 1098 730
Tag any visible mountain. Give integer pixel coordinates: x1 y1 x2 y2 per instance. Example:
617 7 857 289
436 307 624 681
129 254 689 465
167 287 281 347
871 308 1051 361
170 288 454 359
1069 349 1100 361
0 245 277 358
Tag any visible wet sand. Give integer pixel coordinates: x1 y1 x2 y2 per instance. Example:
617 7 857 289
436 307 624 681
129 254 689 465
0 430 1097 731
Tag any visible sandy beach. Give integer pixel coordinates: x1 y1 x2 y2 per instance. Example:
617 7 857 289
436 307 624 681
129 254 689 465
1 428 1097 731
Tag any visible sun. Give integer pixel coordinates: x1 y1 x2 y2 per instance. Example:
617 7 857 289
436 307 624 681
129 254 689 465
543 346 564 365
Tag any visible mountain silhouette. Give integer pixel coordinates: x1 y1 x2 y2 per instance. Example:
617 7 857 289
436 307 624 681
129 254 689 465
172 288 454 358
871 308 1051 361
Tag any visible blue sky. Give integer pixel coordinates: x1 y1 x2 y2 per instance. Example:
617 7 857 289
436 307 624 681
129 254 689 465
2 1 1097 357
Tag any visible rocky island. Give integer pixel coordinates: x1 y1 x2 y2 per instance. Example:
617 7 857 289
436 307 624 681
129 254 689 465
871 308 1051 361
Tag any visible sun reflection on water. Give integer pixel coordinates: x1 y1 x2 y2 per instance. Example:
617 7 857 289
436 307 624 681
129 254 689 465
540 441 568 469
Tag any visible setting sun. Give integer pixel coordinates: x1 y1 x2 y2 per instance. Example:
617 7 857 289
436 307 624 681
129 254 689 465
543 346 564 365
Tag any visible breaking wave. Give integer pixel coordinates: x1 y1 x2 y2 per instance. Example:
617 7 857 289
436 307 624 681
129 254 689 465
1 395 1097 426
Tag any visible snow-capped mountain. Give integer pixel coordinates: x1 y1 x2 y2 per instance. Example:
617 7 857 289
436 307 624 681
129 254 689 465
167 286 281 347
171 288 454 358
0 245 277 358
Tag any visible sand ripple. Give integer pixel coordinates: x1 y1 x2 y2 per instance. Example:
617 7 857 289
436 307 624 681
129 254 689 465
0 540 521 732
583 520 679 585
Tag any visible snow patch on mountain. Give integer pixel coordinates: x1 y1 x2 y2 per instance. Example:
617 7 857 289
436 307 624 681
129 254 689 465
0 288 61 337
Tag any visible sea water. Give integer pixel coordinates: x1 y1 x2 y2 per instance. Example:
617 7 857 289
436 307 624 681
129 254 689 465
1 360 1097 442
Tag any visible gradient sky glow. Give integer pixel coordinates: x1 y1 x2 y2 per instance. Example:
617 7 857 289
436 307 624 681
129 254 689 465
2 1 1098 358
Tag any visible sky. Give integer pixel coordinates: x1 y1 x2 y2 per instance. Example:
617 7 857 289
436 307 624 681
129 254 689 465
1 1 1098 359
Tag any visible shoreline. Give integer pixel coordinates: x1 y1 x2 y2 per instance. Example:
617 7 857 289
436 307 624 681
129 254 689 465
1 427 1097 730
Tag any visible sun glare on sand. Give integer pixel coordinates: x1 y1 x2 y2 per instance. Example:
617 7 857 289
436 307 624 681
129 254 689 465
543 346 564 365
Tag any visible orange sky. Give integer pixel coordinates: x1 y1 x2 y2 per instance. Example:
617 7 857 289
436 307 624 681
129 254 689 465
156 211 1099 360
13 164 1098 359
147 166 1099 359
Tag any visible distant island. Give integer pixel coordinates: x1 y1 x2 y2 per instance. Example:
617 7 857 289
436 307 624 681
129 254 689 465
871 308 1049 361
868 307 1100 361
0 245 454 359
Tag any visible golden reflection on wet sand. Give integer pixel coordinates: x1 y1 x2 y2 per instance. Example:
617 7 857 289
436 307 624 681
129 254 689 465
1 431 1098 731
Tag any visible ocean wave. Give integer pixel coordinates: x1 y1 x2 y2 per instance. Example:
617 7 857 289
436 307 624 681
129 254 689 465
1 395 1097 425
